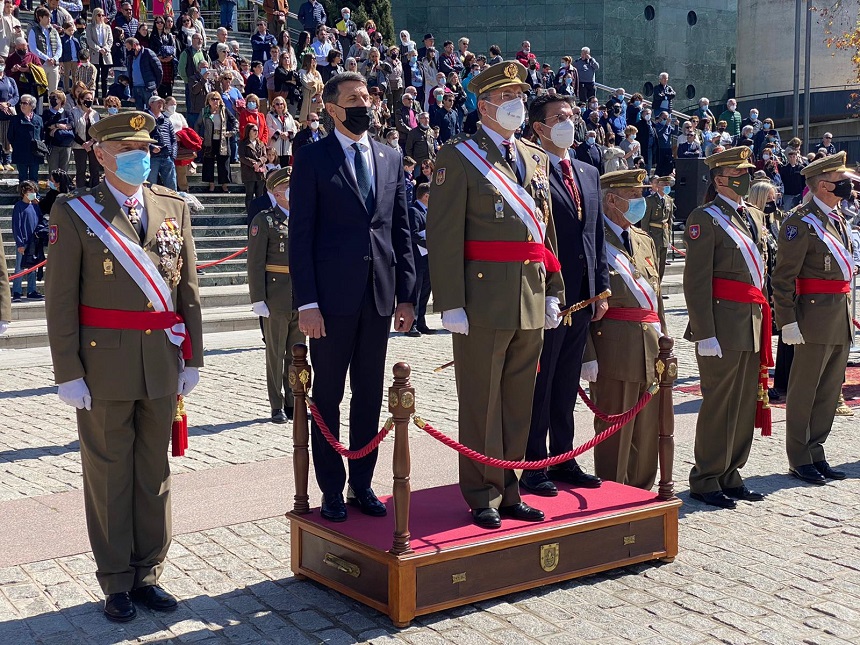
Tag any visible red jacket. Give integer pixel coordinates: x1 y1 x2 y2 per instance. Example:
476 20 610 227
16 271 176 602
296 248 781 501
237 106 269 144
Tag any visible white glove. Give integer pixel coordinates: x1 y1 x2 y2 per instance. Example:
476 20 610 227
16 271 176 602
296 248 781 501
0 321 8 335
58 378 92 410
442 308 469 335
580 360 599 382
251 301 270 317
696 337 723 358
782 322 805 345
178 366 200 396
544 296 561 330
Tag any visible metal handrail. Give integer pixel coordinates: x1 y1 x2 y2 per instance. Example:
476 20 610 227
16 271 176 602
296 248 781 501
593 81 689 121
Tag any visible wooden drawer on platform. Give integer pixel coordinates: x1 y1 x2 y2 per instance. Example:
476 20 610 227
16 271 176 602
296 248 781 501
300 531 389 605
415 516 665 609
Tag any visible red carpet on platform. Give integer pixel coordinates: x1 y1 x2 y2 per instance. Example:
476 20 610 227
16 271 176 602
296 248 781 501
675 366 860 408
304 481 663 555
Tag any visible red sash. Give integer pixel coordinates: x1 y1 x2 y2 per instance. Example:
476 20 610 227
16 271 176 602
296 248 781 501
79 305 192 360
602 307 660 324
795 278 851 295
464 240 561 273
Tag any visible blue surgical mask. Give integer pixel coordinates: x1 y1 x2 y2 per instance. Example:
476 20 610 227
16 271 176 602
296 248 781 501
247 102 257 110
48 180 57 190
107 106 118 115
763 123 770 130
750 113 758 120
622 197 647 224
586 137 595 145
26 192 37 201
114 149 151 185
662 185 671 195
633 100 641 107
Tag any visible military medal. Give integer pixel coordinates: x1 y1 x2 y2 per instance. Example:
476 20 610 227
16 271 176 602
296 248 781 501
103 257 114 275
85 227 96 237
494 196 504 219
825 255 832 271
156 219 184 289
279 242 285 253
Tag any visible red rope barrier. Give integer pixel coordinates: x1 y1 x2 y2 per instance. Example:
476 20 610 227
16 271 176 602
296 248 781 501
413 385 656 470
670 244 686 257
196 247 248 270
308 400 393 459
9 260 47 280
577 385 651 423
854 318 860 331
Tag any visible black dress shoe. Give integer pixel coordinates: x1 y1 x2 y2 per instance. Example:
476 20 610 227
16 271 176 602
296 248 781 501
519 470 558 497
320 494 347 522
790 464 827 485
416 325 436 334
104 592 136 622
347 487 387 516
723 486 765 502
499 502 545 522
284 406 294 421
690 491 737 509
471 507 501 529
129 585 178 612
548 462 602 488
405 324 421 338
26 291 44 300
813 460 846 480
271 409 288 424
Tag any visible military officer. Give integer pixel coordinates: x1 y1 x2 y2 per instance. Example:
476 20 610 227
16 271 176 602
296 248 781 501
247 167 305 424
426 61 565 529
583 169 666 490
0 229 10 335
772 152 856 485
640 174 674 281
683 146 769 509
45 112 204 622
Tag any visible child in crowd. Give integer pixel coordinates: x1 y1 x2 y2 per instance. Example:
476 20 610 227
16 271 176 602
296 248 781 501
73 49 97 95
238 123 266 209
11 181 44 303
264 146 280 173
403 155 416 205
108 75 131 102
60 20 83 93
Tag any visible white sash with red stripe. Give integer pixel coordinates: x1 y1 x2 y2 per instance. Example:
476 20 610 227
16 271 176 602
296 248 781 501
456 139 546 243
604 237 662 336
68 195 188 352
705 205 764 290
801 213 852 280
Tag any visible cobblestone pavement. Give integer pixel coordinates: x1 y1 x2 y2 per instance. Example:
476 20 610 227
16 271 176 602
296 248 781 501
1 293 860 644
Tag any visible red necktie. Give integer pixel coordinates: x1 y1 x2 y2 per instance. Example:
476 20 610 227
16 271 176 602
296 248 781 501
559 158 582 218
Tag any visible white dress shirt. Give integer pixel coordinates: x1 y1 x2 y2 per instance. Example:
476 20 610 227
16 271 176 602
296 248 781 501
545 148 570 172
105 179 147 238
334 126 375 192
483 125 524 180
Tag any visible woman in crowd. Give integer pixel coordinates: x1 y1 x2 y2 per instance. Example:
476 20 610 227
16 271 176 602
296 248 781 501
276 30 291 55
266 95 296 167
175 13 196 51
344 56 358 73
272 49 296 106
620 125 640 169
297 53 324 123
626 92 643 128
152 14 177 97
753 118 781 157
415 158 434 187
195 91 236 193
445 71 467 125
9 94 43 182
347 29 369 63
102 94 121 116
10 180 42 302
419 47 438 111
295 30 312 60
71 89 101 189
212 43 243 90
134 22 151 50
43 89 75 174
321 49 342 83
386 46 404 106
359 47 387 93
0 3 21 58
238 123 266 209
714 120 733 148
237 93 268 142
39 168 72 217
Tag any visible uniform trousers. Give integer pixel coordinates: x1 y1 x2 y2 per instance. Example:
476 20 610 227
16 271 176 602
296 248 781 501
413 253 431 327
263 310 303 411
655 244 668 281
453 325 543 510
592 377 659 490
785 343 849 467
689 348 759 493
77 394 176 594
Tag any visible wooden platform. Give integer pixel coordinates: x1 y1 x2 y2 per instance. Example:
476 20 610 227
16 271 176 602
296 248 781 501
288 481 682 627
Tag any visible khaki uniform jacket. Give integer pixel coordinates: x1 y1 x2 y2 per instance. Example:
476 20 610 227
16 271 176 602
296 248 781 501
771 201 853 345
248 206 294 316
45 182 204 401
426 128 564 330
682 196 768 353
0 228 10 322
584 224 665 382
641 192 673 248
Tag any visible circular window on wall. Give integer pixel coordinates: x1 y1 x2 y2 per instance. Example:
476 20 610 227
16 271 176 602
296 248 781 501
645 6 655 21
686 84 696 99
643 81 654 96
687 11 698 26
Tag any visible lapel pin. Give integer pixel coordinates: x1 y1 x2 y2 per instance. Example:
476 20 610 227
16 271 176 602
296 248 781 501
532 154 540 161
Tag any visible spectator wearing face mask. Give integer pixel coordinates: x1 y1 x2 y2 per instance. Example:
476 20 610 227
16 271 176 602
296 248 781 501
572 47 598 102
487 44 502 66
780 149 806 210
654 112 677 176
433 90 460 144
575 129 603 174
438 40 463 77
635 108 658 173
515 40 536 68
714 119 733 148
626 92 643 127
694 97 716 128
753 118 780 157
620 125 640 169
733 125 755 153
742 108 762 136
718 99 742 137
607 100 627 142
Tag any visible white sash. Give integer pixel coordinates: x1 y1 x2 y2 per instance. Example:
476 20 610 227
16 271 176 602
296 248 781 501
801 213 852 280
456 139 546 243
68 195 188 351
705 205 763 290
604 240 662 336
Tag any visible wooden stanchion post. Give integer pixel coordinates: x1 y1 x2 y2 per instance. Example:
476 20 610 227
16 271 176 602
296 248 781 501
389 362 414 555
289 343 312 515
655 336 677 501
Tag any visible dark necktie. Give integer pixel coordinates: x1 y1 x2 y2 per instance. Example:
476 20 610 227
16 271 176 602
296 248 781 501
737 207 758 243
124 197 144 243
621 229 632 255
829 209 849 247
501 140 521 183
558 158 582 219
352 142 375 213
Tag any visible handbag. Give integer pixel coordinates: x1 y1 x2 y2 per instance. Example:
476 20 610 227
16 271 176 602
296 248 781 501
32 139 50 159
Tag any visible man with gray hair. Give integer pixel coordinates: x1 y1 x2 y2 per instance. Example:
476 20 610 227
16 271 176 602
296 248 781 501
572 46 599 102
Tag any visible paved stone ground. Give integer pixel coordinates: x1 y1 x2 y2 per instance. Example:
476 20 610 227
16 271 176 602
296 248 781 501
1 292 860 644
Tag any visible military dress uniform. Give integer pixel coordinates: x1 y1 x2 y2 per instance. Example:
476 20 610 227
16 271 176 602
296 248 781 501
772 153 854 479
585 170 665 490
247 168 304 420
45 113 204 604
426 61 565 516
640 177 674 280
683 147 769 501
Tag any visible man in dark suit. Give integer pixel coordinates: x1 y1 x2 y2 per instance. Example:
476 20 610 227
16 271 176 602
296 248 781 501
292 114 326 152
521 95 610 495
575 130 603 174
635 108 658 173
290 72 417 523
406 182 433 337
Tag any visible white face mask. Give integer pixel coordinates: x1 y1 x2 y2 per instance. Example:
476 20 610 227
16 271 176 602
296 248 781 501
486 98 525 131
166 105 176 115
309 120 319 130
545 118 575 149
728 105 736 112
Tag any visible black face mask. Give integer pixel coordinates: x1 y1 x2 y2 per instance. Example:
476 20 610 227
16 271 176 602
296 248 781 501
829 178 853 199
763 200 777 214
83 99 93 108
336 104 372 135
49 97 59 107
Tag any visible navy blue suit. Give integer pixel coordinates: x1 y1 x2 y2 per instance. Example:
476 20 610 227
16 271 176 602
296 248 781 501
408 201 431 327
289 132 416 498
527 155 609 466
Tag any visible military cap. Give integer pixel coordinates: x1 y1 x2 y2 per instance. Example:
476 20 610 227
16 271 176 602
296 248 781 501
800 151 850 178
89 111 157 144
651 174 674 185
266 166 292 191
602 169 649 189
704 145 755 170
471 60 530 95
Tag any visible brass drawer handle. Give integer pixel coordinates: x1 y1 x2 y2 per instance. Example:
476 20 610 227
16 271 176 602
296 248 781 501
323 553 360 578
624 535 636 545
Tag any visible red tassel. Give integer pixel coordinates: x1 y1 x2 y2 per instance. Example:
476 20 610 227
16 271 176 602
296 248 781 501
755 366 772 437
172 395 188 457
